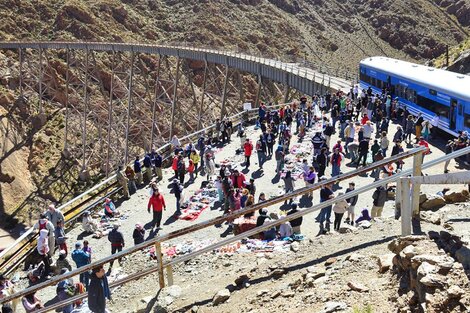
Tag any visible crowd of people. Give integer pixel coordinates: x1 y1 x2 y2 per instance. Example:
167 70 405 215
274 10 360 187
2 83 470 313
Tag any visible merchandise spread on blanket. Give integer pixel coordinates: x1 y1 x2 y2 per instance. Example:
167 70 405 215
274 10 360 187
178 188 219 221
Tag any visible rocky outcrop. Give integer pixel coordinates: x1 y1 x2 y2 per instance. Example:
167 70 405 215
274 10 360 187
387 235 470 312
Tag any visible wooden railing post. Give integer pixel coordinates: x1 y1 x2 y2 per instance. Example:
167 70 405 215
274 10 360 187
166 266 174 286
155 242 165 289
411 152 423 234
400 178 412 236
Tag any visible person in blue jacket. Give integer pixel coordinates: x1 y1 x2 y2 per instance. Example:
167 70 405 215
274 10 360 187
71 242 90 290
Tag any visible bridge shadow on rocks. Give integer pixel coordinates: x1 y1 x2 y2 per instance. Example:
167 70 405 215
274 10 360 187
171 235 396 312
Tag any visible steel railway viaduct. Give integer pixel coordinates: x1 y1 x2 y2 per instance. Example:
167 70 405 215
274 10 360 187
0 41 352 177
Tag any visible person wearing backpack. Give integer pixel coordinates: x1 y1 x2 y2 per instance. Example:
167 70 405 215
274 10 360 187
371 186 387 219
256 135 267 169
34 213 55 257
316 147 328 178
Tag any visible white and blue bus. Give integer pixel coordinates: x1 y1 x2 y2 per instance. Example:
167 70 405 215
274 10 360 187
359 56 470 137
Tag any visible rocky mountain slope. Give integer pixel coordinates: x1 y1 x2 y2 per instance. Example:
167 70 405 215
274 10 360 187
0 0 469 228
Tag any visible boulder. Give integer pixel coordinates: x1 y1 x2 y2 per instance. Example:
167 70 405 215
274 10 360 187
419 193 428 204
455 246 470 270
417 262 437 277
420 195 445 210
212 289 231 306
161 285 182 299
346 253 364 262
234 274 250 287
400 245 418 259
305 266 326 279
320 301 348 313
419 273 445 287
347 281 369 292
421 211 441 225
324 257 337 266
378 254 395 273
290 241 300 252
388 236 427 254
447 285 464 299
444 190 470 203
411 254 454 270
271 268 286 278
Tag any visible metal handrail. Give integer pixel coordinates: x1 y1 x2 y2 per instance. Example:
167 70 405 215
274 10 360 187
0 146 430 306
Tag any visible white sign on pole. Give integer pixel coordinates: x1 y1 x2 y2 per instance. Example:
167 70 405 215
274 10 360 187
243 102 252 111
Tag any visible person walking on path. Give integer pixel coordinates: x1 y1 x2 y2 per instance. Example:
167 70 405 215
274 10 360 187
171 179 184 216
444 140 454 173
283 171 295 205
116 166 130 199
333 192 348 231
371 185 388 219
54 220 68 255
256 135 267 169
148 188 166 230
318 181 335 234
108 224 125 268
243 138 254 169
316 147 329 178
190 150 200 177
356 139 369 168
275 145 285 173
72 241 90 290
380 131 389 157
88 266 111 313
418 136 431 163
132 223 145 245
345 182 358 225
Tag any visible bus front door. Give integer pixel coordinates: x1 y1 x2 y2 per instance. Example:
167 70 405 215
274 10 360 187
450 99 457 130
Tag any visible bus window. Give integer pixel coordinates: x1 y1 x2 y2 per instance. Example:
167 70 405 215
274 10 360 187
450 99 457 130
465 113 470 129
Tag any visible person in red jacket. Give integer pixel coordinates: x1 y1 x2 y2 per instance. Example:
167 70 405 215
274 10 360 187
243 139 254 168
148 188 166 230
418 136 431 163
171 153 179 178
230 170 246 189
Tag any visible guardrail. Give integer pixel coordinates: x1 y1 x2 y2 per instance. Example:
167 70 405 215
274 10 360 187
0 146 432 309
0 104 284 276
0 41 352 94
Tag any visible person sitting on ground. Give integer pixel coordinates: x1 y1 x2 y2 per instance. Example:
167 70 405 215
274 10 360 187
82 211 99 234
103 198 119 218
132 223 145 245
279 220 293 239
287 203 303 234
22 291 44 313
355 208 372 225
256 208 270 227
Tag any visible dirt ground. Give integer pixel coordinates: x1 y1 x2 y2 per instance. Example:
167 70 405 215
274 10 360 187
9 117 470 312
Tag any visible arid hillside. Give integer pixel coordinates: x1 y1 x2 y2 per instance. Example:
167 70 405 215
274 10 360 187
0 0 469 227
